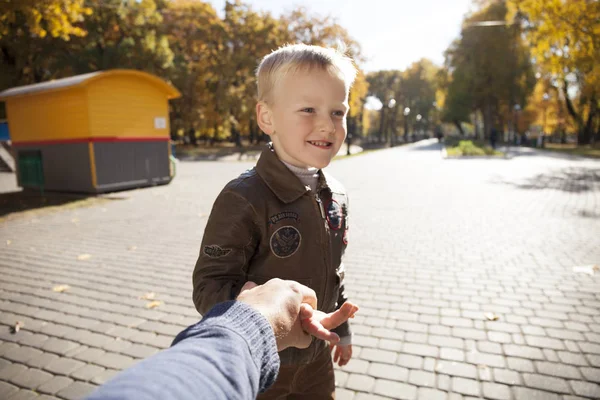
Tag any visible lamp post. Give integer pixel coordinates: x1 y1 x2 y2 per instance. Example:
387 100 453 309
541 93 550 148
416 114 422 138
388 98 396 147
403 107 411 142
514 104 521 145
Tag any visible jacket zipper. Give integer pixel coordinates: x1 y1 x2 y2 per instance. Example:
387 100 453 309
313 192 330 310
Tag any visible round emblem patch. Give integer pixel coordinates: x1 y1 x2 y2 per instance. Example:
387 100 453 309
326 200 343 230
270 226 301 258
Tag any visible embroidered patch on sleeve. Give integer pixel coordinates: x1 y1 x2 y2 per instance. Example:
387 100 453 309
268 211 299 226
203 245 232 258
270 226 301 258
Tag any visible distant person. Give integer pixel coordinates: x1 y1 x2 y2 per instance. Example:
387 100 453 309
435 126 444 143
87 279 358 400
490 127 498 149
193 44 358 400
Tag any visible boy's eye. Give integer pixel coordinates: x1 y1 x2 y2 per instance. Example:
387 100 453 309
301 107 315 113
333 110 346 117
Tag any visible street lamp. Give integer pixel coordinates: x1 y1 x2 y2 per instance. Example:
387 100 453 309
514 104 521 145
387 99 397 147
416 114 422 138
541 93 550 148
403 107 411 142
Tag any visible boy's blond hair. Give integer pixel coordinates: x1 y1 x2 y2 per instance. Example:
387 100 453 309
256 43 357 102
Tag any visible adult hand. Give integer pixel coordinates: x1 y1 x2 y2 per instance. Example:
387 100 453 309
237 279 317 351
300 302 359 344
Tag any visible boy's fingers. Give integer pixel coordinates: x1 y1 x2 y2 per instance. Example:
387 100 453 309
320 302 359 330
301 318 340 344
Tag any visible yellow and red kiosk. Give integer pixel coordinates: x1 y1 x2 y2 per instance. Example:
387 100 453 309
0 70 181 193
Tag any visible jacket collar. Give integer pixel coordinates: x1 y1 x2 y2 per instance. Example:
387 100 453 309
256 144 310 203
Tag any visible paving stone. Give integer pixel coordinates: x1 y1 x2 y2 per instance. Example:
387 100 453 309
6 389 39 400
354 394 389 400
377 339 402 351
335 370 349 387
90 369 119 385
525 335 565 350
428 335 463 349
513 386 561 400
504 344 545 360
466 351 505 368
452 327 486 340
119 344 158 359
522 373 570 394
558 351 590 366
2 346 43 364
336 388 355 400
534 361 582 380
396 354 423 369
70 364 106 381
44 357 86 376
41 338 80 356
360 348 397 364
440 347 465 362
401 343 438 358
0 381 19 398
451 377 480 397
373 379 417 400
587 354 600 367
482 382 511 400
0 363 27 380
0 342 19 357
72 348 106 364
57 381 98 400
569 380 600 398
17 333 50 348
487 331 512 344
346 373 375 392
580 367 600 383
415 387 447 400
435 361 477 379
367 363 408 381
37 376 74 395
341 359 370 374
506 357 535 372
9 367 53 389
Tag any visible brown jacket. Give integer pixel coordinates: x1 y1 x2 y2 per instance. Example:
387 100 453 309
192 145 351 365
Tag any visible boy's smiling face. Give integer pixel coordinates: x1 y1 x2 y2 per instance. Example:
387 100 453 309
257 67 349 169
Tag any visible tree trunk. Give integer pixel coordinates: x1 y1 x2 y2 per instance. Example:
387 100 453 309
483 101 492 141
453 120 464 135
379 107 386 143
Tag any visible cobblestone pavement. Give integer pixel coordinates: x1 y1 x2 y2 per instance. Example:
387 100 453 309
1 139 599 400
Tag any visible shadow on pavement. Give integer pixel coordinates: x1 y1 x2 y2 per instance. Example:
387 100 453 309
491 167 600 194
503 146 596 161
0 190 109 220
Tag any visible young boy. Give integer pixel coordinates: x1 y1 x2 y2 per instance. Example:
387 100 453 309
192 43 357 399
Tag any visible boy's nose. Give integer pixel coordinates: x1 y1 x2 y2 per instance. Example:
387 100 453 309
318 116 336 135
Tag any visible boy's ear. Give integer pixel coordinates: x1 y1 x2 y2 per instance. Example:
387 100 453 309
256 101 275 135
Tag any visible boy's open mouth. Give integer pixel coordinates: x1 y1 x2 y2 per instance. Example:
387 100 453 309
307 140 333 148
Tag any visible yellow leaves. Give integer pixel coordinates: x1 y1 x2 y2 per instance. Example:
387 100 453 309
0 0 91 40
145 300 162 309
484 312 500 321
77 254 91 261
52 284 70 293
11 321 24 334
139 292 156 300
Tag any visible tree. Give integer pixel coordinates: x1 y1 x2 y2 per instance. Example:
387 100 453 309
443 0 535 139
348 70 369 137
508 0 600 144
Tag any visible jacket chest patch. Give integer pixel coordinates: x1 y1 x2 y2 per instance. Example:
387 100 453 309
270 226 301 258
326 200 343 230
268 211 299 226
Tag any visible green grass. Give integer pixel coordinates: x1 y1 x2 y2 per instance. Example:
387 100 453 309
541 143 600 159
446 140 504 157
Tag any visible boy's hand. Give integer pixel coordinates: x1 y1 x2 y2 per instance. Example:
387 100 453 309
300 302 359 344
331 344 352 367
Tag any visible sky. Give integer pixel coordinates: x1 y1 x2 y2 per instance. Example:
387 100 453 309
207 0 475 72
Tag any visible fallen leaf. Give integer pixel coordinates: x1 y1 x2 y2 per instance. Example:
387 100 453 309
77 254 91 261
53 284 70 293
146 301 162 309
71 218 79 223
573 265 596 276
128 246 137 251
139 292 155 300
6 240 11 246
485 312 499 321
11 321 23 334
